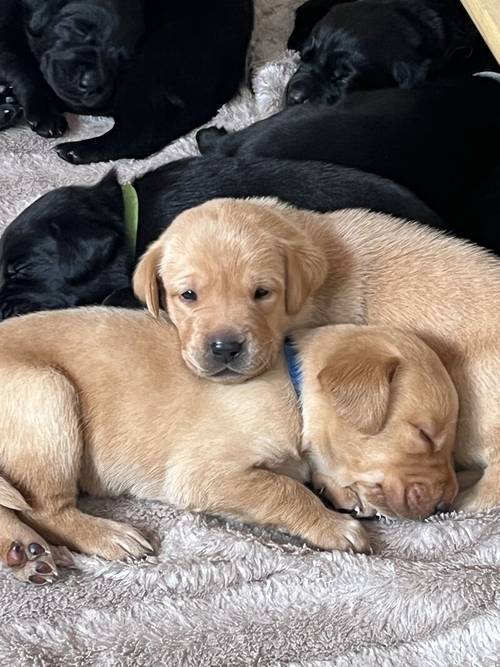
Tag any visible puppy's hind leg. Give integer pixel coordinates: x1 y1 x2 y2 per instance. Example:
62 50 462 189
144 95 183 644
0 366 153 563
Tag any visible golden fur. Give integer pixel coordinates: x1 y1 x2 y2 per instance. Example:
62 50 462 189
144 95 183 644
134 198 500 511
0 311 456 583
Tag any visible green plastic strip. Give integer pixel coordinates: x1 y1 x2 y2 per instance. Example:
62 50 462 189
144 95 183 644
121 182 139 259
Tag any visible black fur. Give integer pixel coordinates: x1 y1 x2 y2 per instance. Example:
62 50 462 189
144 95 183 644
0 155 441 319
196 77 500 244
285 0 496 106
0 0 253 161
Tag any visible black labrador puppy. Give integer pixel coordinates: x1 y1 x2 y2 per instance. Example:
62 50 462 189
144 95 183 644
0 155 441 319
285 0 496 106
197 76 500 247
0 0 253 162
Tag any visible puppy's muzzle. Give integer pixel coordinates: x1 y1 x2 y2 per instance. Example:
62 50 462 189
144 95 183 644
384 477 459 519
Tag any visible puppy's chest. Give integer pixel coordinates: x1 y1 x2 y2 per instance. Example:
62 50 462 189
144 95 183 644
239 385 306 479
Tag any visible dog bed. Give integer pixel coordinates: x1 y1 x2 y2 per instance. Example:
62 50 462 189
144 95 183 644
0 1 499 664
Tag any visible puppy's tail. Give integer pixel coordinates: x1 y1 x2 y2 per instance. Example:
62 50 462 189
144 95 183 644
0 475 31 512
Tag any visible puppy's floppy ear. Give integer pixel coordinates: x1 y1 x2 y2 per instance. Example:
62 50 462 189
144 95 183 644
0 476 31 512
132 240 163 318
318 347 399 435
284 237 327 316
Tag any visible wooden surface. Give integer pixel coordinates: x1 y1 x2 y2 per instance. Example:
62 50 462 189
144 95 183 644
461 0 500 65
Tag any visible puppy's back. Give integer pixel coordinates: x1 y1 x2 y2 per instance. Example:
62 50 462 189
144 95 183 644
0 307 189 390
326 208 500 342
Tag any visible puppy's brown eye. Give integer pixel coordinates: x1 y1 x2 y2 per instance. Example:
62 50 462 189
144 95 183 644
254 287 270 300
180 290 197 302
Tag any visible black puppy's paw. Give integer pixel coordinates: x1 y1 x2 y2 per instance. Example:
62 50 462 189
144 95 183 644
27 112 68 139
55 138 125 164
55 140 106 164
54 141 84 164
0 104 22 131
0 83 22 131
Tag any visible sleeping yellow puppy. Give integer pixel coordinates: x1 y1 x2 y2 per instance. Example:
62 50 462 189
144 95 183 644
0 310 457 584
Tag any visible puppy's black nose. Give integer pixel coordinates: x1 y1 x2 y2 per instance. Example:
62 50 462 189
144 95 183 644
286 88 310 105
210 339 243 364
79 72 92 91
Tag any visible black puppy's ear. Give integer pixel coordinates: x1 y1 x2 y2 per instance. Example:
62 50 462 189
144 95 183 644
196 127 228 154
24 2 52 37
96 169 120 190
93 170 124 216
392 60 431 88
288 0 353 51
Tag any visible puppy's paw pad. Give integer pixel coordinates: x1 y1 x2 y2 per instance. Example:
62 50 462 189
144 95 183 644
7 540 58 585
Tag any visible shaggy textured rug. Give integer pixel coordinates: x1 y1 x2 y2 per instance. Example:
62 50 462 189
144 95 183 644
0 1 500 665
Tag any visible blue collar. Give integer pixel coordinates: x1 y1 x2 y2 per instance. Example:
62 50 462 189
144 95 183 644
284 337 302 399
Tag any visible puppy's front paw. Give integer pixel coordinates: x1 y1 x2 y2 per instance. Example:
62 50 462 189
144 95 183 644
85 518 154 561
55 141 83 164
0 104 21 130
0 84 22 130
306 511 370 553
27 112 68 138
55 141 103 165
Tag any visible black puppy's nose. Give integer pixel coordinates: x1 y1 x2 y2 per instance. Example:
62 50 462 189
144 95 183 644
79 72 92 90
210 339 243 363
286 87 310 105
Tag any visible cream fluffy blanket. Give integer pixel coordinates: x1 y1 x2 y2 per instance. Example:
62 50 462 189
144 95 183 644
0 1 499 665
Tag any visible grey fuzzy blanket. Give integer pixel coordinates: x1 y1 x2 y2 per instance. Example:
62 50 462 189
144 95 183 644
0 1 499 665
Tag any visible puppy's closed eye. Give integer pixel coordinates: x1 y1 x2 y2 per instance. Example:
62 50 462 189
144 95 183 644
408 424 437 453
4 263 28 279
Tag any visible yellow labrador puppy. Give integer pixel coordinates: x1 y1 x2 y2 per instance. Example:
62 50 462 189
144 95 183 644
0 310 457 584
133 198 500 511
